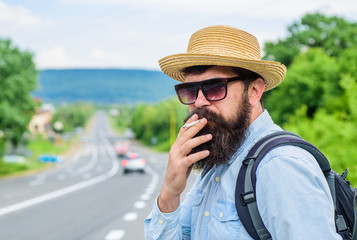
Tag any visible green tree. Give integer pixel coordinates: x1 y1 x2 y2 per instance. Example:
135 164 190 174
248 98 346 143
338 46 357 80
264 13 357 66
0 39 38 156
51 103 95 133
284 106 357 184
266 48 340 124
131 97 188 151
262 13 357 183
284 73 357 183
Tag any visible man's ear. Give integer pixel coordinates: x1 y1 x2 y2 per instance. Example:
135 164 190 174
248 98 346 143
248 78 265 107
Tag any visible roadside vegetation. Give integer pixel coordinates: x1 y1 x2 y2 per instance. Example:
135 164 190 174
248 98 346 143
0 102 95 178
0 135 71 177
263 13 357 184
108 99 188 151
111 13 357 185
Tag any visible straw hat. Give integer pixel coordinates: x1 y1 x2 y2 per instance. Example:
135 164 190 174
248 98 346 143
159 25 287 91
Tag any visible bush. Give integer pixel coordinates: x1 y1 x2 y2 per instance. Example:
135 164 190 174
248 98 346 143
284 106 357 184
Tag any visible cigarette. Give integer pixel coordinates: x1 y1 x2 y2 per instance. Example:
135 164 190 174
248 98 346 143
183 119 200 129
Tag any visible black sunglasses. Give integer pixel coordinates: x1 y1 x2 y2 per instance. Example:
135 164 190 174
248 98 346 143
174 76 243 105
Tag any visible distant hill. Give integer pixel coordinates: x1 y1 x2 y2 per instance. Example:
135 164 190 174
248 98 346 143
32 69 178 104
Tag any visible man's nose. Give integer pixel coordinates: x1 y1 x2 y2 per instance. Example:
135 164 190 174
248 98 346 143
194 89 210 108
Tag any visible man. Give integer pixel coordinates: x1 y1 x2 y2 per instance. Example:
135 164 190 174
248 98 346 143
145 25 341 239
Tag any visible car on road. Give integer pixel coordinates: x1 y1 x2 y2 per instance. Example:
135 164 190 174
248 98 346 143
121 152 146 174
38 154 63 163
115 141 130 157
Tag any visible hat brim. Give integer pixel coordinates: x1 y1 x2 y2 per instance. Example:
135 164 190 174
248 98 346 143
159 53 287 92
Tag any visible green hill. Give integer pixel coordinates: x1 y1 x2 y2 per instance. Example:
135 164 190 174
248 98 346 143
33 69 178 104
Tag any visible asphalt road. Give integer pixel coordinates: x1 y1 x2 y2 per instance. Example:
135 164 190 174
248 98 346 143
0 111 196 240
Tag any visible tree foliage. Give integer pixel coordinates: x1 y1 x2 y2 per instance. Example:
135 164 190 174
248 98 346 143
264 13 357 183
266 48 341 124
264 13 357 124
51 103 95 133
0 39 38 155
130 97 188 151
264 13 357 66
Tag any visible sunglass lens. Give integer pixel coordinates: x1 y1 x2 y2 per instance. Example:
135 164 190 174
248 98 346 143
203 80 226 101
177 86 197 104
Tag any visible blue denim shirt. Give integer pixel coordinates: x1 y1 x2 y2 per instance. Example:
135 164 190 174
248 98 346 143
144 110 342 240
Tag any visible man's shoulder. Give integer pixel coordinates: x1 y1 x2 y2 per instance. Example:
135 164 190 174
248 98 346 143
256 143 322 178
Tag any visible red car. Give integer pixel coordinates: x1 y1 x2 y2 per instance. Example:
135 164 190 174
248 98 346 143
115 141 130 157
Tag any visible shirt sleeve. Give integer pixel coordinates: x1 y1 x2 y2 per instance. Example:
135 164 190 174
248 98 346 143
144 197 182 240
144 175 199 240
255 146 342 240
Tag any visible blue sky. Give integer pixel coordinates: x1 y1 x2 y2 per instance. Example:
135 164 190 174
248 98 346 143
1 0 356 70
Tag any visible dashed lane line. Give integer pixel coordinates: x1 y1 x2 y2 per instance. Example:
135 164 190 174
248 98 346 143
134 201 146 209
104 159 160 240
105 230 125 240
123 212 138 222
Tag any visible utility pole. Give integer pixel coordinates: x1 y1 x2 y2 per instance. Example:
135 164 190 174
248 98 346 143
169 106 176 147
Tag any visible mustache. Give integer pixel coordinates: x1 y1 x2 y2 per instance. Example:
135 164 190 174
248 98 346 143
184 108 230 128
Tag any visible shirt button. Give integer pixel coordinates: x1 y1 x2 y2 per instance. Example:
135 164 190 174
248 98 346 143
205 211 210 217
159 219 164 224
219 212 223 218
215 176 221 182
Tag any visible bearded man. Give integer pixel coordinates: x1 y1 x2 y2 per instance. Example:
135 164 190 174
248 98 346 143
144 25 341 240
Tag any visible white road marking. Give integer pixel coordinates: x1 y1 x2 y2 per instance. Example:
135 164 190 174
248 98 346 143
140 194 151 201
145 185 156 195
123 212 138 221
105 230 125 240
134 201 146 209
105 150 160 240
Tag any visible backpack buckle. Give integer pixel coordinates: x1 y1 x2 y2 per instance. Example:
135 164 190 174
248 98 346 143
335 215 351 240
242 158 255 166
240 191 256 206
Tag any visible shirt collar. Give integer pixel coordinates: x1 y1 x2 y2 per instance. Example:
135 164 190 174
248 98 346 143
228 110 275 164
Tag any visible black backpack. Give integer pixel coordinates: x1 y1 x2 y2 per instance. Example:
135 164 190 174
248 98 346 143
235 131 357 240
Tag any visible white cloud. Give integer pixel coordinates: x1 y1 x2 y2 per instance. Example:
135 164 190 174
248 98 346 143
89 49 107 59
36 45 80 69
0 0 44 30
59 0 357 19
4 0 355 70
88 48 154 69
88 48 125 64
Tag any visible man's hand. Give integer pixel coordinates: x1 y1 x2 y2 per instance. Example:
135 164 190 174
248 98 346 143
158 114 212 213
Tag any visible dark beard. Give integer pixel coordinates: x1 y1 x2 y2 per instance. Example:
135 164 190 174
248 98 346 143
184 91 251 171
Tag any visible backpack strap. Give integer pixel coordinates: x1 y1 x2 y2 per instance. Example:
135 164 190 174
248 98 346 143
235 131 331 240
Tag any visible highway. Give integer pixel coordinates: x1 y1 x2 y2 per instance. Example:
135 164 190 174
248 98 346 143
0 111 195 240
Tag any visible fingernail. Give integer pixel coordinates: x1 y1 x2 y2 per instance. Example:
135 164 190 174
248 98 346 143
206 134 212 139
204 150 210 155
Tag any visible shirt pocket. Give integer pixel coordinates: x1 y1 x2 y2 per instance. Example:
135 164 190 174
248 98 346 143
211 200 240 240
